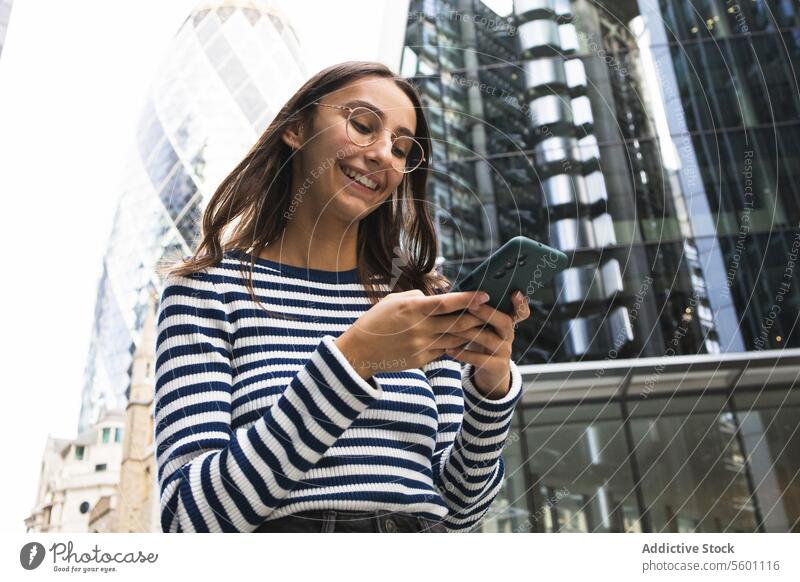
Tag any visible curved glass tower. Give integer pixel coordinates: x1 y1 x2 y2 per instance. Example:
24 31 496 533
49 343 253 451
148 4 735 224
77 0 307 432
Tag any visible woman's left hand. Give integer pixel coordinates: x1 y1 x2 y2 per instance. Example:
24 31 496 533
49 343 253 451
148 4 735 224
445 289 532 399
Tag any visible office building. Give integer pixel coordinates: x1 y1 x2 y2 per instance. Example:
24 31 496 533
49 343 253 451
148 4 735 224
25 411 125 533
401 0 800 532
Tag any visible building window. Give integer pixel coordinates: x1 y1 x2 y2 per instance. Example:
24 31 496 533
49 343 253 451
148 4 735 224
486 404 641 533
75 445 84 460
101 428 110 443
114 428 122 443
95 463 107 472
629 395 758 533
79 501 90 514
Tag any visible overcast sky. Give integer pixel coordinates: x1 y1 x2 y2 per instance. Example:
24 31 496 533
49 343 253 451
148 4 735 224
0 0 408 533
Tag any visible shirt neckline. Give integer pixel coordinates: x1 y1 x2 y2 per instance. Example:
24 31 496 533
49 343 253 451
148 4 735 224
225 249 361 284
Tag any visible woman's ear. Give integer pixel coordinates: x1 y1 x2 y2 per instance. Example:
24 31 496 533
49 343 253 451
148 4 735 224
281 118 305 151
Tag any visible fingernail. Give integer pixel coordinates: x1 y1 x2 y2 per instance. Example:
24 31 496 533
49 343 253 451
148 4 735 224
479 292 490 303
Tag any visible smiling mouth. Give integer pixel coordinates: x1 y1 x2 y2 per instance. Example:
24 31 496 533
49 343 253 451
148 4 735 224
338 163 382 193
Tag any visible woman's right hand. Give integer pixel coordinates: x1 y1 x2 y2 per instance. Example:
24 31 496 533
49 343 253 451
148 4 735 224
334 289 491 379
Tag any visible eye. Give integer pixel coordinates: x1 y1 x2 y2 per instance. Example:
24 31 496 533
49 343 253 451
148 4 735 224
350 119 371 135
391 145 408 158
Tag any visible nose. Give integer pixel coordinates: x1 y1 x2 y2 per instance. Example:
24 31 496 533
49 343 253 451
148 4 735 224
363 130 394 169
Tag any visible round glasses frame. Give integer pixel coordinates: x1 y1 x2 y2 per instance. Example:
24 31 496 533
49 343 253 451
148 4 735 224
312 101 425 174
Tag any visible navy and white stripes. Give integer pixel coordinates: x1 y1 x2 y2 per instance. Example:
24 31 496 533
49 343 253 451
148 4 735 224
154 250 523 532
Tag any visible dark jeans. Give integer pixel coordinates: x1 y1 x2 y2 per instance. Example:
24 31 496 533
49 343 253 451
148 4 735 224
253 509 447 533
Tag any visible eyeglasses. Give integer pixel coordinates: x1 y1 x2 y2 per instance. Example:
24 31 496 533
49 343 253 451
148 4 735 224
313 101 425 174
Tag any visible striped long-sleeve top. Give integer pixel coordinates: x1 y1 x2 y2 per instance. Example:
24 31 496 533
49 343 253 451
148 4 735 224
154 249 523 533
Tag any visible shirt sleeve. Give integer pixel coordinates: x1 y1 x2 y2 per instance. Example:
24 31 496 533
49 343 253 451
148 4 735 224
154 271 384 533
422 354 523 532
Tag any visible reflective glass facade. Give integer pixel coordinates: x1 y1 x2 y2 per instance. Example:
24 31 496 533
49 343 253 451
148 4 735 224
77 0 307 432
401 0 800 363
401 0 800 532
482 355 800 532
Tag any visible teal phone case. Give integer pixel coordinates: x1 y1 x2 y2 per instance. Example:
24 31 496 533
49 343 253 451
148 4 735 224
451 236 569 314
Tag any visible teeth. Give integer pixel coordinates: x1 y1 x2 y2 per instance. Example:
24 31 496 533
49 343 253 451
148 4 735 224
342 165 379 191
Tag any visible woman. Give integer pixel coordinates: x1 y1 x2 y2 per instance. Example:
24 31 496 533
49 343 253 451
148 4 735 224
154 61 531 533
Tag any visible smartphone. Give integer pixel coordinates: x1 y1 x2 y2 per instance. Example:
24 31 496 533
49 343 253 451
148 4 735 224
451 236 569 315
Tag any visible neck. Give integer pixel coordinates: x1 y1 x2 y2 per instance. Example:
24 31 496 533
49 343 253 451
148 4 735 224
260 210 360 272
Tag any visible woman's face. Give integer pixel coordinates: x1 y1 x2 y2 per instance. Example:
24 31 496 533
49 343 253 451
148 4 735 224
286 75 418 225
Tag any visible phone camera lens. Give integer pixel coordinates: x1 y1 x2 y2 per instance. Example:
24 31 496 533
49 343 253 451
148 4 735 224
493 270 505 279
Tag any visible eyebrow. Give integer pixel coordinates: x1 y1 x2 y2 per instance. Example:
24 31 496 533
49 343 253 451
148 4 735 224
343 99 415 137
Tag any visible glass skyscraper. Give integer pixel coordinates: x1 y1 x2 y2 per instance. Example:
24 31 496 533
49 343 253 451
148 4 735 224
401 0 799 531
77 0 308 432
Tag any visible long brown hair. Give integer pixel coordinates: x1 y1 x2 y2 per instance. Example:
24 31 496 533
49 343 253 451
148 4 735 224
158 60 450 314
